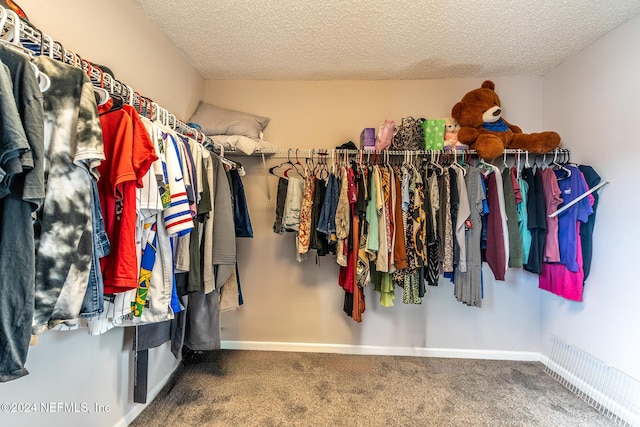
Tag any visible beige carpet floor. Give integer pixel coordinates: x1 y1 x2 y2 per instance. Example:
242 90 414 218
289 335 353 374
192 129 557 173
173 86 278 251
130 350 616 427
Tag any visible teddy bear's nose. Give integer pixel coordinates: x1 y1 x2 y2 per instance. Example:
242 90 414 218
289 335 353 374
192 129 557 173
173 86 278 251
493 109 501 117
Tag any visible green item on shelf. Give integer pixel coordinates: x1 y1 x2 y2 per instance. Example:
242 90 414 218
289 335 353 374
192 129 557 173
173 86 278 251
423 119 445 150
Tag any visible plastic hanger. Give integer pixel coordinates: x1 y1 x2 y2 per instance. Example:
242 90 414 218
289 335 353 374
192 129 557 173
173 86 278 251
82 60 109 106
268 150 291 178
477 155 495 176
0 8 7 34
269 149 303 179
0 10 51 92
1 9 20 44
427 150 444 176
450 149 467 176
296 149 308 176
42 33 54 58
551 149 572 179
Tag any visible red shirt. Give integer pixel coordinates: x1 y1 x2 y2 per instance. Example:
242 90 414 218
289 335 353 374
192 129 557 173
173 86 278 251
97 101 157 294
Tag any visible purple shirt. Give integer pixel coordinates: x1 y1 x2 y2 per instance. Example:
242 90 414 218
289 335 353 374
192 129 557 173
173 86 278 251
555 166 593 272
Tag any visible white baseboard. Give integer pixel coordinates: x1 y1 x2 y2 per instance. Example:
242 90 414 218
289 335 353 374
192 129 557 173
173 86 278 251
221 340 542 362
115 364 180 427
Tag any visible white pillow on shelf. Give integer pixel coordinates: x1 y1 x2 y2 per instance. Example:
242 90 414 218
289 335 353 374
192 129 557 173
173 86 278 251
209 135 260 155
189 101 270 139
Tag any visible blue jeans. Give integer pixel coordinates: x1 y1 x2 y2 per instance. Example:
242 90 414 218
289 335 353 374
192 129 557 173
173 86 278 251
80 180 110 317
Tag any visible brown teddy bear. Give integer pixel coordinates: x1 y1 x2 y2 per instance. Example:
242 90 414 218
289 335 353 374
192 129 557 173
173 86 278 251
451 80 561 160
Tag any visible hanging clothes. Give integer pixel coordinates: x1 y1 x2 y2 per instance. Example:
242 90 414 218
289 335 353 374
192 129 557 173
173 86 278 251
282 177 304 232
269 149 600 319
539 166 594 301
447 167 460 276
309 174 330 256
335 166 351 267
453 166 470 274
272 177 288 234
97 99 158 294
484 171 506 281
32 55 105 334
317 172 339 245
502 167 523 268
440 167 454 273
297 173 316 254
556 166 594 272
399 164 422 304
522 167 546 274
355 166 370 286
516 174 532 266
0 44 45 207
392 166 407 271
374 165 389 272
424 170 440 286
540 167 562 263
455 166 485 307
577 165 601 281
0 49 44 382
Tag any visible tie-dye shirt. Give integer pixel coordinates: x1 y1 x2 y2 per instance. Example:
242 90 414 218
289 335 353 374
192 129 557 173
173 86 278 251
32 57 105 334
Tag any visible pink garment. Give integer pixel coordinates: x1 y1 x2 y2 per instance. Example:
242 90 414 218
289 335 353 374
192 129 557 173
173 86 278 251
539 223 584 302
375 120 395 150
542 168 563 262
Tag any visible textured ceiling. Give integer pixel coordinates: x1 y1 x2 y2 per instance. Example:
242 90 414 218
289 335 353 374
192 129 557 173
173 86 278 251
132 0 640 80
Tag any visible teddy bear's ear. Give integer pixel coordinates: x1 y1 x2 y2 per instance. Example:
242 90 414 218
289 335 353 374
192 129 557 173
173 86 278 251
451 102 463 119
481 80 495 91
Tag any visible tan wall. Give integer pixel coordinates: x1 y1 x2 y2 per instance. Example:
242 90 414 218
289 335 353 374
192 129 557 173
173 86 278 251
205 77 546 352
204 77 544 150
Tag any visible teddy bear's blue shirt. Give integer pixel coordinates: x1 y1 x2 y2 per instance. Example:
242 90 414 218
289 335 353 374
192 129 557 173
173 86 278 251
482 118 509 132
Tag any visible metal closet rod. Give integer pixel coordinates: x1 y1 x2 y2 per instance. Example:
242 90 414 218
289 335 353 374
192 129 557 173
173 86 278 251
0 5 216 149
257 147 571 159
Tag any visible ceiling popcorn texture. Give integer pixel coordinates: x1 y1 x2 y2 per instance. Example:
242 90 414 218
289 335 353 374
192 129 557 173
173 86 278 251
132 0 640 80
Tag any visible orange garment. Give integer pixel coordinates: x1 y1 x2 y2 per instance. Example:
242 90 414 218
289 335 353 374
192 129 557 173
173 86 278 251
351 215 365 323
386 168 395 270
393 167 408 270
98 101 157 293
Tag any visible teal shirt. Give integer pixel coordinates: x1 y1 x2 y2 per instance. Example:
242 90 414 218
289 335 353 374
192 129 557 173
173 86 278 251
366 167 379 252
517 177 532 264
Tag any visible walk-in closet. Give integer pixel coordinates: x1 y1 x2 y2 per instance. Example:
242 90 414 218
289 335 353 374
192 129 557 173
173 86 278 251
1 1 639 426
